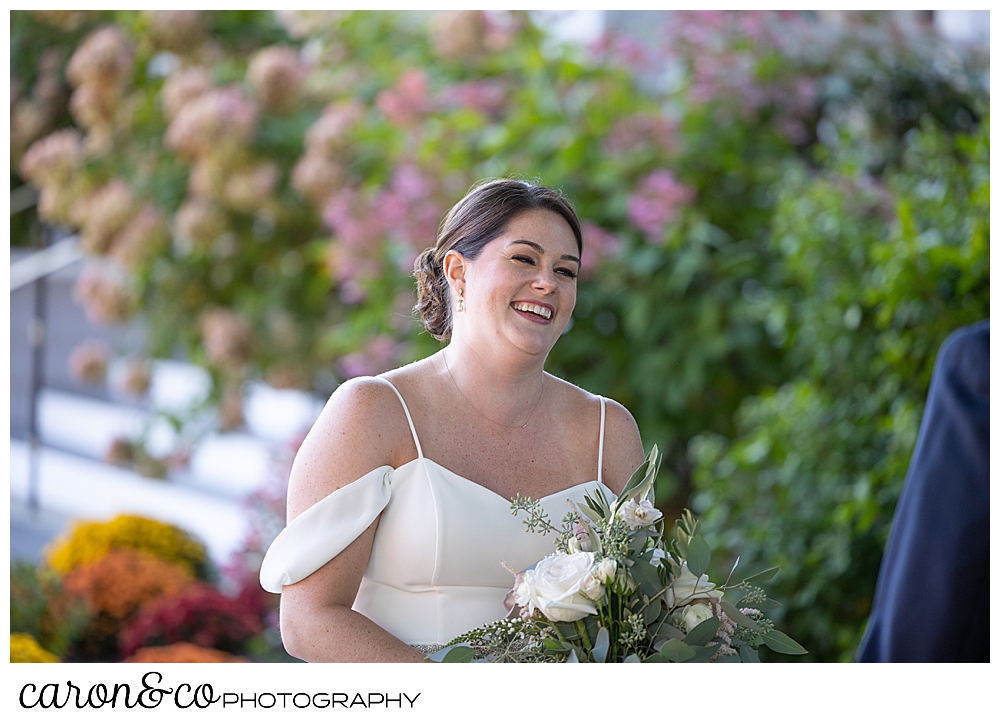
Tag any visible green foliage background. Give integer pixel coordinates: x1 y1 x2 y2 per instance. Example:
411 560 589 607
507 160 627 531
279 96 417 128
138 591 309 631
11 10 989 661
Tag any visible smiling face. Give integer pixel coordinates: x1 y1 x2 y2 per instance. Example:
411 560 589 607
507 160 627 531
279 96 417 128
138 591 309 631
447 209 580 360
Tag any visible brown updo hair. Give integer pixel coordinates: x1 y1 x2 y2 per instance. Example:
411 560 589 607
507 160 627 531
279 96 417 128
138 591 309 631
414 178 582 340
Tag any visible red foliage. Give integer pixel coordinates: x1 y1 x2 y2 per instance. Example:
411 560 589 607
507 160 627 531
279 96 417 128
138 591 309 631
119 584 263 658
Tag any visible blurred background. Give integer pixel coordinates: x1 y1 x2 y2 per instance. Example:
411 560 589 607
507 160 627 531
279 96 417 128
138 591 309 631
9 10 989 663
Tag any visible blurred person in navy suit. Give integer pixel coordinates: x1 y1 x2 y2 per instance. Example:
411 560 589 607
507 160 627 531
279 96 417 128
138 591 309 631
857 320 989 662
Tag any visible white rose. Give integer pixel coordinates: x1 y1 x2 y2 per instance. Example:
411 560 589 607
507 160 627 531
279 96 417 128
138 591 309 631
670 561 723 607
596 557 617 584
681 602 715 632
580 571 603 601
523 552 600 622
566 535 582 554
617 498 663 529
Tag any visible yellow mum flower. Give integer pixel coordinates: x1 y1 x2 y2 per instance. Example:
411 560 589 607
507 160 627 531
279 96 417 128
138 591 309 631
10 634 60 663
45 514 208 578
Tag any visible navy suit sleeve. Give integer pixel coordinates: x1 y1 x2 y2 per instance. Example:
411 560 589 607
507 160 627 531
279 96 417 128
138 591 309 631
856 320 989 662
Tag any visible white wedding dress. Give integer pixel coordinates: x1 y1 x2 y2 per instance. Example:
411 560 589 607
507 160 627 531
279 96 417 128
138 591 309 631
259 379 613 646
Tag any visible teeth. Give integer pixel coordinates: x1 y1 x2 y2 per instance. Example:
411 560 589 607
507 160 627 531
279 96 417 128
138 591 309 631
513 302 552 319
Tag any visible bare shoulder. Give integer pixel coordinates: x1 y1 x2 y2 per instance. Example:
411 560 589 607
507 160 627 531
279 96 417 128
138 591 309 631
286 375 416 521
548 376 645 495
599 398 646 495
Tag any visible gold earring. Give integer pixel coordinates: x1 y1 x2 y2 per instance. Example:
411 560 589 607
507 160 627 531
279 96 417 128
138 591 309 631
456 288 465 313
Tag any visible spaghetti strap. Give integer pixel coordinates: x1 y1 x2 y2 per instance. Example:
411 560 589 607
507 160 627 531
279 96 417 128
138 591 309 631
597 396 606 485
376 377 424 459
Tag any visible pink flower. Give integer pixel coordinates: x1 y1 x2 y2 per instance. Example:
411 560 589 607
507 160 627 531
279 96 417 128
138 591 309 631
440 80 508 117
375 69 430 128
627 170 695 244
580 222 622 277
604 113 679 157
322 188 385 251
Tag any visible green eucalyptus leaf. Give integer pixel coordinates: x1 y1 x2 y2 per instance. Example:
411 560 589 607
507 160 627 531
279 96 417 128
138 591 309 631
630 558 663 597
686 535 711 578
593 626 610 663
762 630 808 655
623 653 641 663
716 651 742 663
644 638 695 663
739 643 761 663
565 648 580 663
686 643 719 663
683 616 720 646
738 567 779 585
426 644 476 663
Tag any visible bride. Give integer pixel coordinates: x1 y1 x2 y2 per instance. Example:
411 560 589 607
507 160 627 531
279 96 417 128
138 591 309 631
260 179 646 661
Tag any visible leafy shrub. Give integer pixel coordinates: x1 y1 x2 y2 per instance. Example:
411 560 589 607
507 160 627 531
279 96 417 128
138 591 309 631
119 584 263 658
10 561 90 660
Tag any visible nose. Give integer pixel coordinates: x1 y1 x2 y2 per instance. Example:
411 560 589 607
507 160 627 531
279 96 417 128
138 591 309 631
531 267 558 294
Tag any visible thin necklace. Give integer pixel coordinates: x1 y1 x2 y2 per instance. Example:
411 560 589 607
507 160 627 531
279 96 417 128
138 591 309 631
443 354 545 430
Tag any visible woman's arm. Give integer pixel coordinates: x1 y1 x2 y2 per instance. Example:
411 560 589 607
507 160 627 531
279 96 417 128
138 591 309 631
599 399 647 497
277 377 427 662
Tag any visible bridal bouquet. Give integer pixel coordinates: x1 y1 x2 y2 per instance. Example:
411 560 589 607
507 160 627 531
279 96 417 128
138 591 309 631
429 447 806 663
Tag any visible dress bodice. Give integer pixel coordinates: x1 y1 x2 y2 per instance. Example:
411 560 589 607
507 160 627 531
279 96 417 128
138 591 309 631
259 379 612 645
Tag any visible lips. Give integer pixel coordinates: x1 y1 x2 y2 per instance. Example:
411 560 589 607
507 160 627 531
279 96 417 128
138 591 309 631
511 300 554 324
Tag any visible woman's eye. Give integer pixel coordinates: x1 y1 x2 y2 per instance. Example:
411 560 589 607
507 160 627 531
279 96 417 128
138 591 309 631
557 268 578 279
512 255 535 265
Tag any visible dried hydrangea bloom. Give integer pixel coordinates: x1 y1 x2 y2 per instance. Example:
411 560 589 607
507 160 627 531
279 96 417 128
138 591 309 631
19 130 85 187
201 309 254 369
160 66 212 120
431 11 489 61
291 152 344 206
72 262 138 325
68 339 109 386
247 45 304 114
66 25 135 90
303 100 364 156
112 356 153 398
165 87 258 160
80 179 134 255
222 162 279 213
144 10 205 54
69 82 119 129
109 204 170 268
173 197 229 254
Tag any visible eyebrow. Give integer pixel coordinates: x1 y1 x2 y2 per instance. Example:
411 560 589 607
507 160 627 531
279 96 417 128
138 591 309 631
510 239 581 266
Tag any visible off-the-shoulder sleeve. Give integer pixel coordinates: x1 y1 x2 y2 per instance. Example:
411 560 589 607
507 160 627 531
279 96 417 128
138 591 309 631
259 465 394 593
